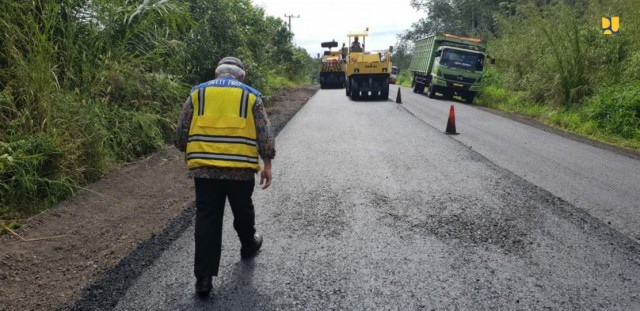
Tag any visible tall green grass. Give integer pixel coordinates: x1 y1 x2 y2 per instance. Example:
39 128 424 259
478 0 640 151
1 0 314 221
396 70 413 88
479 74 640 151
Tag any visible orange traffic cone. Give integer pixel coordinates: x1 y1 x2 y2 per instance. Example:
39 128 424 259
445 104 459 135
395 88 402 104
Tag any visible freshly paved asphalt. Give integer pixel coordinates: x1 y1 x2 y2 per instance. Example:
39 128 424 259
113 88 640 310
391 84 640 242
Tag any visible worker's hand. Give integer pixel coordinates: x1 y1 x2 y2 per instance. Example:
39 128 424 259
260 168 272 190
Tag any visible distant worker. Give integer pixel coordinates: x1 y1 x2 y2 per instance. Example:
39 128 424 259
174 56 275 298
351 36 362 51
342 43 347 59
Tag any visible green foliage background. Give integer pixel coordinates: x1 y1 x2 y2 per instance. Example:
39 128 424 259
0 0 313 219
394 0 640 150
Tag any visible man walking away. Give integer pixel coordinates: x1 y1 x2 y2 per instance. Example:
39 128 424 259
174 56 275 298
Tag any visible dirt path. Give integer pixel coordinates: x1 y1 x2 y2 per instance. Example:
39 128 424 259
0 85 318 311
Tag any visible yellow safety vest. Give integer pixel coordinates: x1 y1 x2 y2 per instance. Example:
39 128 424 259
186 78 261 171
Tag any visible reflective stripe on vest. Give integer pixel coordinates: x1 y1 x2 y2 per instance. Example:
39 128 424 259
186 78 261 170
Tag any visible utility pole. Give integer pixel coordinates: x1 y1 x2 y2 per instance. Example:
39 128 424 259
284 14 300 33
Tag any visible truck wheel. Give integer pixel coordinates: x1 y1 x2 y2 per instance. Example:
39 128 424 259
427 82 436 98
414 82 424 94
465 92 476 104
443 90 453 100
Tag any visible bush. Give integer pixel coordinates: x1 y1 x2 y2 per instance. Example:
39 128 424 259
585 82 640 140
396 70 413 87
0 137 76 217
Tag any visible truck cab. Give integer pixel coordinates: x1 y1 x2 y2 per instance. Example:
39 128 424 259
431 46 485 99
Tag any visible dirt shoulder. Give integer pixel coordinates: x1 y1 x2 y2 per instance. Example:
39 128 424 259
0 84 319 311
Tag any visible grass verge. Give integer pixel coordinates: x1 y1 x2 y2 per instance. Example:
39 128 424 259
477 83 640 152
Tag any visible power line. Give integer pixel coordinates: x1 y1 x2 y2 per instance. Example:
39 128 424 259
284 14 300 33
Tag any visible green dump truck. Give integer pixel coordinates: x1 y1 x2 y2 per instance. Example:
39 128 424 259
409 33 493 103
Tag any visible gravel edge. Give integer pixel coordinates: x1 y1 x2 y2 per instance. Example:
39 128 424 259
69 204 196 310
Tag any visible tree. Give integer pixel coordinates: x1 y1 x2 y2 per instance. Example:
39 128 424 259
408 0 501 38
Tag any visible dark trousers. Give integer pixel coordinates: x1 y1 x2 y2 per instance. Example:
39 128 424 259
194 178 256 278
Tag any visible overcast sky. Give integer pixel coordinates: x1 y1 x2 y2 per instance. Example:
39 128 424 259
255 0 425 57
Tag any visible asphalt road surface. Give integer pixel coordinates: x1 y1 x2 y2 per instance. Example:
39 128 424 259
114 88 639 310
391 84 640 242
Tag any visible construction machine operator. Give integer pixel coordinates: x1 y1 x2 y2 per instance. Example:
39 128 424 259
351 36 362 52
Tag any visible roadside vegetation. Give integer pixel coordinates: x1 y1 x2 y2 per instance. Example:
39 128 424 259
394 0 640 151
0 0 313 223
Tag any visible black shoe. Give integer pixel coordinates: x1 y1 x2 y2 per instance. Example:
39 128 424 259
240 234 263 259
195 276 212 297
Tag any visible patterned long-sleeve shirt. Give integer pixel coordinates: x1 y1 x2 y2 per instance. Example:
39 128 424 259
174 83 275 180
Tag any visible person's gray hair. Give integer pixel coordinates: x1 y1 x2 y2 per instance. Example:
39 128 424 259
215 64 245 80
